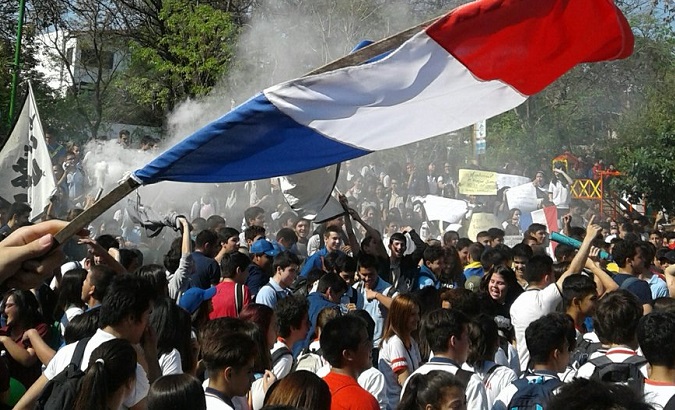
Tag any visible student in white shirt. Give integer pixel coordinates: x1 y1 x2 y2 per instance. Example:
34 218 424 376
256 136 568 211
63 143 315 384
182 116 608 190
511 218 601 372
637 311 675 408
464 315 517 406
401 309 488 410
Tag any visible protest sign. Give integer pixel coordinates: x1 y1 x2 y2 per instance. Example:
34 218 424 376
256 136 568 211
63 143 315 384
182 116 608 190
467 213 500 241
458 169 497 195
505 182 539 212
411 195 468 224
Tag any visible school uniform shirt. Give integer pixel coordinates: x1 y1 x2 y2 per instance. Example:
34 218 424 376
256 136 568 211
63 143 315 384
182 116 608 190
159 348 183 375
355 278 394 346
44 328 149 408
643 379 675 409
463 361 517 406
255 279 290 308
492 370 561 410
270 340 294 379
510 284 563 372
379 335 422 409
573 346 648 380
204 387 235 410
401 357 488 410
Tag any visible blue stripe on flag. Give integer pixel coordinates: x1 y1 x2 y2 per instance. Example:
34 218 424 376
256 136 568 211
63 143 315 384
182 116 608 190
133 93 370 184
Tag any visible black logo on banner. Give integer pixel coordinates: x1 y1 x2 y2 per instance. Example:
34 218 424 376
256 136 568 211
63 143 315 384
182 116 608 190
9 111 44 203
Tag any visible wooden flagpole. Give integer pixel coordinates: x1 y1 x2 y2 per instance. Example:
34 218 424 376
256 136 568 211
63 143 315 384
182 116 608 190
52 14 442 245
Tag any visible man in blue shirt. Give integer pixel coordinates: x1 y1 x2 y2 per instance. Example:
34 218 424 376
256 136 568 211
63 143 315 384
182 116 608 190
300 225 344 277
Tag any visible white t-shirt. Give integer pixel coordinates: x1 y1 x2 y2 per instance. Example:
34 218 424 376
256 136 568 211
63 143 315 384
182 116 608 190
510 285 563 372
60 305 85 336
270 340 294 379
44 329 149 408
159 348 183 375
643 379 675 409
378 335 421 409
463 361 517 406
548 180 570 209
401 359 488 410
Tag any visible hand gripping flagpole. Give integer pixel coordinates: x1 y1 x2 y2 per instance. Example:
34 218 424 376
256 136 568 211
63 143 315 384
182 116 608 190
51 15 442 246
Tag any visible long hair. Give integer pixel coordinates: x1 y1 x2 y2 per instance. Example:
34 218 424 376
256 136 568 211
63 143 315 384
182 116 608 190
73 339 137 410
55 268 87 320
467 314 500 367
398 370 465 410
382 294 419 346
150 298 195 372
148 374 206 410
479 265 523 307
240 303 275 371
2 289 44 331
264 370 331 410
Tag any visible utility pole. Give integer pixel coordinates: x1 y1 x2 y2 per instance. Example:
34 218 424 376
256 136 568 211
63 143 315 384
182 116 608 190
8 0 27 127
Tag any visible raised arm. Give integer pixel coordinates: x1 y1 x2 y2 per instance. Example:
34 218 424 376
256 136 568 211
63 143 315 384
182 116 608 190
557 216 602 289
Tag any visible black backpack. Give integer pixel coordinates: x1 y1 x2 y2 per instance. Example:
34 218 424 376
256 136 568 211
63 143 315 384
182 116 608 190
588 355 647 394
568 337 602 369
35 337 91 410
507 375 562 410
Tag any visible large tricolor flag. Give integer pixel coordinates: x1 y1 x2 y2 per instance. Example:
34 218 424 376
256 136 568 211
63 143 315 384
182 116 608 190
133 0 633 185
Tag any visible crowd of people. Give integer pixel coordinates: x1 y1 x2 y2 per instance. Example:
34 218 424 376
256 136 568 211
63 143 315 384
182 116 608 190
0 133 674 410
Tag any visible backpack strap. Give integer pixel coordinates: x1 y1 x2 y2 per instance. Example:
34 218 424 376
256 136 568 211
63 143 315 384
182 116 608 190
589 354 613 368
485 364 502 379
235 284 244 315
623 354 648 366
663 393 675 410
454 368 473 387
619 276 640 290
70 337 92 367
271 345 292 366
349 288 358 305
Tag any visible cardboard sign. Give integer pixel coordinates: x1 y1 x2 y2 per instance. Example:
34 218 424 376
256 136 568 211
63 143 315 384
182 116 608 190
467 213 500 241
458 169 498 195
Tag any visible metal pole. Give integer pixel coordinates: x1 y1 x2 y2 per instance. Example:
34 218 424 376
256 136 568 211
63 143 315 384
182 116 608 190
8 0 27 127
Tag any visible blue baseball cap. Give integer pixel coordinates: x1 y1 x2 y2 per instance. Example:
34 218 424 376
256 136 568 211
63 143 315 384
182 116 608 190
250 238 280 257
179 286 216 314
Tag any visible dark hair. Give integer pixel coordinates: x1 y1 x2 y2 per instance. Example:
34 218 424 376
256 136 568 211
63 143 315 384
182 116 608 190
88 264 116 302
526 312 576 364
95 234 119 250
321 315 367 368
468 242 485 262
524 254 553 283
220 252 251 279
316 273 348 295
527 223 547 235
245 206 265 225
467 314 500 366
199 319 257 371
245 226 266 243
389 232 407 245
99 274 155 329
322 251 341 273
323 225 342 238
611 240 638 268
163 238 183 274
148 374 206 410
206 215 226 230
134 264 169 298
443 231 459 246
593 290 642 345
554 243 576 262
653 297 675 314
398 370 466 410
3 289 44 330
476 231 491 241
487 227 505 239
273 251 301 272
548 378 654 410
357 253 379 271
637 311 675 368
216 227 240 244
423 244 444 264
55 268 87 320
73 339 137 410
195 229 218 249
150 298 194 371
349 310 375 340
480 247 508 270
119 249 141 271
479 265 523 306
456 238 473 251
276 228 298 245
439 288 481 318
275 296 308 338
239 303 275 370
422 309 468 353
335 254 357 274
562 274 597 309
8 202 31 219
512 243 533 260
264 370 331 410
64 308 100 344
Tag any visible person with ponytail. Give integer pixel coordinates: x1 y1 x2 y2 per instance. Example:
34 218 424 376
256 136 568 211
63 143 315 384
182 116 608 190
398 370 467 410
73 339 137 410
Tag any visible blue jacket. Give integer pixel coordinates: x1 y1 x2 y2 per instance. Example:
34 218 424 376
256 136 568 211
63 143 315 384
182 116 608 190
303 292 339 350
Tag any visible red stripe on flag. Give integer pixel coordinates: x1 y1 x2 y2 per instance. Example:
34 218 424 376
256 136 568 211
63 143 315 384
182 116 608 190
425 0 634 95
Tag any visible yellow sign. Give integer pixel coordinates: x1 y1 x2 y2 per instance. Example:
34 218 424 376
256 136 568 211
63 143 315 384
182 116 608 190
458 169 497 195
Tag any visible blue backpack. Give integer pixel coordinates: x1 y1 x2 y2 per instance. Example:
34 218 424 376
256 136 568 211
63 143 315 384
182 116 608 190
507 375 562 410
